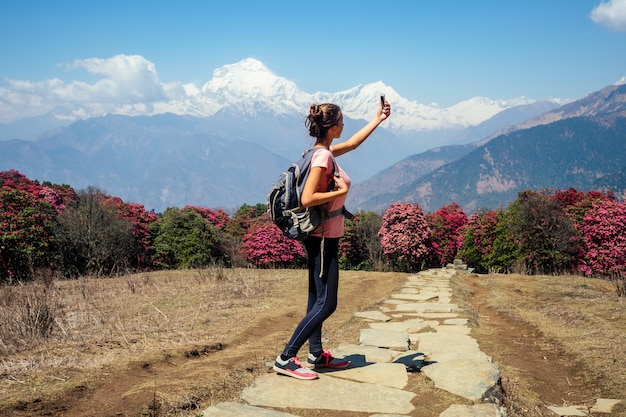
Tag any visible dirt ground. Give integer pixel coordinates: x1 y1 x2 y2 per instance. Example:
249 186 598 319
1 270 623 417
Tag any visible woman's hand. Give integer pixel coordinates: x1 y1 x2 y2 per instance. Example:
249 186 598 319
333 174 349 194
379 98 391 121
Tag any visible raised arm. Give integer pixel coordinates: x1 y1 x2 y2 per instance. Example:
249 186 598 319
331 98 391 157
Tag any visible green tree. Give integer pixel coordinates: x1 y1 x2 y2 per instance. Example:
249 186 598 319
54 187 137 277
340 211 383 271
151 207 223 269
223 203 267 267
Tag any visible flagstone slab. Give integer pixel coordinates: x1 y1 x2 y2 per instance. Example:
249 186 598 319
396 312 459 319
241 373 416 414
325 362 408 389
436 325 471 335
354 310 392 321
415 332 480 355
391 293 439 301
333 344 405 363
590 398 622 413
440 403 507 417
444 318 469 325
421 356 501 403
359 328 409 350
393 302 460 313
368 320 432 333
370 414 411 417
202 402 300 416
382 299 410 305
546 406 587 416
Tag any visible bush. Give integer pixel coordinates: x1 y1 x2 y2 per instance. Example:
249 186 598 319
240 222 306 268
0 272 64 355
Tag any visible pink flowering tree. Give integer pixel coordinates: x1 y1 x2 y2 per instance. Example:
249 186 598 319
185 205 230 230
240 223 306 268
460 209 499 273
425 202 468 267
576 199 626 277
379 202 431 272
0 188 59 282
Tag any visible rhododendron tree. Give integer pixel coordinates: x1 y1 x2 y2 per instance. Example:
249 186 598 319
379 202 431 272
460 209 499 273
425 202 468 267
0 170 72 211
576 199 626 276
240 223 306 268
0 188 58 282
185 206 230 229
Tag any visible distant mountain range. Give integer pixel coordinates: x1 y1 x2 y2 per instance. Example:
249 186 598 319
351 83 626 213
0 58 624 214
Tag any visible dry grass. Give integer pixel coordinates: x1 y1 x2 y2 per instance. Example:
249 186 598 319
453 273 626 416
0 268 409 416
0 268 290 408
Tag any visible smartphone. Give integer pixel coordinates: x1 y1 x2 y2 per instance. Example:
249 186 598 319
380 95 385 108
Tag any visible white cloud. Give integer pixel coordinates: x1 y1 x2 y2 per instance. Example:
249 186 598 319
0 55 184 123
590 0 626 31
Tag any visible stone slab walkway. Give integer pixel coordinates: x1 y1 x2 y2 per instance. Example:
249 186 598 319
202 268 507 417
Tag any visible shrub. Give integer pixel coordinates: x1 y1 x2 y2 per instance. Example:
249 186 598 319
240 223 306 268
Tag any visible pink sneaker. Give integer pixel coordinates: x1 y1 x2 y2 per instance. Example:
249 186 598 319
273 356 319 380
307 350 350 369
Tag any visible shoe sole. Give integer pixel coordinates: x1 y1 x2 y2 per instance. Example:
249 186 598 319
273 365 319 380
306 362 350 369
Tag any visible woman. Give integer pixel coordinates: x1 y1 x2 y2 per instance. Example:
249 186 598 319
273 97 391 380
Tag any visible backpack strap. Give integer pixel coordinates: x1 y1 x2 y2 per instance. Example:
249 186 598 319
327 206 354 220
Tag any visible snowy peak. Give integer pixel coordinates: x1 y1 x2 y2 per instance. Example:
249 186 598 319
201 58 305 111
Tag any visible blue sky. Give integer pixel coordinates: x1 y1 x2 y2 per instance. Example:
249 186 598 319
1 0 625 121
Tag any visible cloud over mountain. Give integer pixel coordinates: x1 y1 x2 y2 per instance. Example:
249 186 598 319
0 56 569 137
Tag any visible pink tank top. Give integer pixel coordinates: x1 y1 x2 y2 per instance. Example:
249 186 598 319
310 149 351 238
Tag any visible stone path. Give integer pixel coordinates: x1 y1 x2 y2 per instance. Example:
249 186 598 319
201 267 619 416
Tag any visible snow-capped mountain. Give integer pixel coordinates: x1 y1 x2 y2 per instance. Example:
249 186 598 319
0 57 566 142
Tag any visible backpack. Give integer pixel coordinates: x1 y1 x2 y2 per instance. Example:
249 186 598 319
267 148 343 241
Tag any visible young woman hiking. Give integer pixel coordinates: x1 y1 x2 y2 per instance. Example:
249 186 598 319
273 97 391 380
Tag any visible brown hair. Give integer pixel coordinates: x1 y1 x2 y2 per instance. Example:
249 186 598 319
305 103 341 139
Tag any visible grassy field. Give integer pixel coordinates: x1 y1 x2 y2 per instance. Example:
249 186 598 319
0 268 624 417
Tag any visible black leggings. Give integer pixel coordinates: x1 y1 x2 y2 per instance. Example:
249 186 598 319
281 237 340 358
